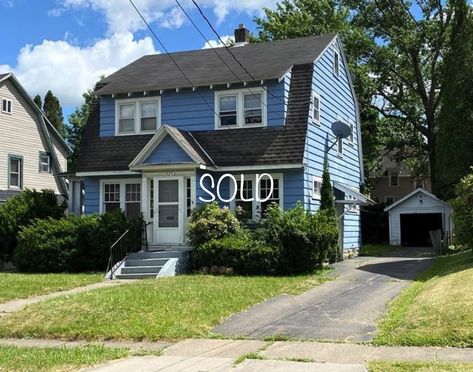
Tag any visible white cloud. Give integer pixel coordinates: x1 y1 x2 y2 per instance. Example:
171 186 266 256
8 33 157 107
51 0 278 34
0 64 12 73
202 35 234 49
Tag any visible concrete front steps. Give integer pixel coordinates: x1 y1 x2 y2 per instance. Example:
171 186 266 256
112 246 192 280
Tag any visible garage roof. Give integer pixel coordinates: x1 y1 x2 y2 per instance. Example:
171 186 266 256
384 189 451 212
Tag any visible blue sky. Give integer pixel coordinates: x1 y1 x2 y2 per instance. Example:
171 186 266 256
0 0 274 117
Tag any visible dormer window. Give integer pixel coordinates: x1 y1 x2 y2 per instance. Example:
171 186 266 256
115 97 160 135
215 88 266 129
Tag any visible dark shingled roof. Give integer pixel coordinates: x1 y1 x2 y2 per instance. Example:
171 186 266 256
76 63 314 172
0 73 10 80
95 34 335 95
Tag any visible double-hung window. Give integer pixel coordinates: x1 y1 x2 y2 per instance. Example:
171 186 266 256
216 89 266 129
2 98 12 114
103 181 142 218
333 48 340 77
235 179 253 220
8 155 22 189
312 93 320 124
389 171 399 187
312 176 322 199
259 177 280 217
116 98 160 135
39 152 51 173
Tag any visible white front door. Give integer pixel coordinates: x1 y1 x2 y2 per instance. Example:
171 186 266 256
155 177 184 244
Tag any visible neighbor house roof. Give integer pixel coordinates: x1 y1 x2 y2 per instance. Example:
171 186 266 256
76 63 313 173
95 34 336 95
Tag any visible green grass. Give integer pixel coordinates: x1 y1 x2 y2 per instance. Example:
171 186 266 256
0 345 128 372
0 273 327 341
375 251 473 347
0 273 103 304
359 244 402 256
368 361 473 372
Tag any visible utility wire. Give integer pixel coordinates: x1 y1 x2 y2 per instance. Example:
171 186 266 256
128 0 219 119
173 0 285 121
191 0 286 106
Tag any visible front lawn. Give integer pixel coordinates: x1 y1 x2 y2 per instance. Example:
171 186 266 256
375 251 473 347
368 361 473 372
0 345 128 372
0 273 103 304
0 273 327 341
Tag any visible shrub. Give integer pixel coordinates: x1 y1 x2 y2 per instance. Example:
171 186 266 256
451 173 473 251
187 202 240 247
0 189 65 261
193 230 279 275
14 210 143 273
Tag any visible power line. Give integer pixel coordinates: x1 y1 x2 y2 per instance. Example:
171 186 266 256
128 0 219 119
173 0 285 122
191 0 286 106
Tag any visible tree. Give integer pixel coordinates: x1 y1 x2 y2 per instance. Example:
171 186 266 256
436 0 473 200
33 94 42 109
66 90 94 171
43 90 65 137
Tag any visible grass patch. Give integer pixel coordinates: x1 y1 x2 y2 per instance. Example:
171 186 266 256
0 345 128 372
375 251 473 347
359 244 402 256
0 273 327 341
368 361 473 372
0 273 103 304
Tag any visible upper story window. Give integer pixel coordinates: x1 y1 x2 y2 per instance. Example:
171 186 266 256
389 171 400 187
8 155 22 189
39 152 51 173
1 98 12 114
312 93 320 125
349 121 354 145
215 88 266 129
312 176 322 199
115 97 160 135
333 49 340 78
337 137 343 157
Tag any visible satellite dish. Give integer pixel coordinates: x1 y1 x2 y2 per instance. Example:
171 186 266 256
331 121 351 139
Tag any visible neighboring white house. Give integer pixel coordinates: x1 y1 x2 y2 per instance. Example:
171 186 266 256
385 188 453 247
0 73 70 203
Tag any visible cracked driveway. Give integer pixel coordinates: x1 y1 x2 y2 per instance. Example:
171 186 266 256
213 250 434 342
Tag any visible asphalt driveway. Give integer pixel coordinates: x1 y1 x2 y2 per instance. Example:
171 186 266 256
213 249 434 342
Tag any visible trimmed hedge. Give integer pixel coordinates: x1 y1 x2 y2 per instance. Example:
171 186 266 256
0 189 65 261
14 210 143 273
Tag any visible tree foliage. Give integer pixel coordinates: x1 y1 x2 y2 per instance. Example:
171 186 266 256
33 94 42 109
66 90 94 171
43 90 65 137
436 0 473 200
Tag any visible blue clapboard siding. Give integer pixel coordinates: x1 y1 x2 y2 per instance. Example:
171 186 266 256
144 135 192 164
99 80 286 137
84 178 100 214
303 38 362 250
195 170 230 208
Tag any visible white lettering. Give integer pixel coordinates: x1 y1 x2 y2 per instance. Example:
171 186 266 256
199 173 216 202
256 173 274 203
217 174 237 203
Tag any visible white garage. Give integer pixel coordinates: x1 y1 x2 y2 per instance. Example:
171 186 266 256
385 189 453 246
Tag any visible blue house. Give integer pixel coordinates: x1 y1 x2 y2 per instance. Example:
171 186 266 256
74 26 371 256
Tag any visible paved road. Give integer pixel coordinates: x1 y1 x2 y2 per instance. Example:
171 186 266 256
213 250 433 342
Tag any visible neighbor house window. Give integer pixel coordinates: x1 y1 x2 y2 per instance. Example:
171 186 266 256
414 179 424 189
125 183 141 219
2 98 12 114
116 97 160 135
39 152 51 173
8 155 22 189
385 196 395 205
216 88 266 129
333 49 340 77
349 121 354 145
312 93 320 124
312 176 322 199
103 180 142 217
389 171 399 187
103 184 121 212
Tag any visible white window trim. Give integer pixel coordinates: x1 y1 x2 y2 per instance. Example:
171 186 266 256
99 179 142 213
348 120 354 145
389 172 400 188
1 97 12 115
115 97 161 136
312 92 321 125
333 48 340 78
214 88 267 130
229 173 284 221
311 176 322 200
39 152 51 173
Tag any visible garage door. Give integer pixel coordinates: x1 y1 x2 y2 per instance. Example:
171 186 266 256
400 213 442 247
